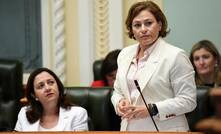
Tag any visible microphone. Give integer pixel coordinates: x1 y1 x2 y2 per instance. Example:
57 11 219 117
134 80 159 131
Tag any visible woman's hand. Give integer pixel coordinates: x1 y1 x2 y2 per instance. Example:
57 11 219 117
117 99 150 120
122 105 150 120
116 98 130 116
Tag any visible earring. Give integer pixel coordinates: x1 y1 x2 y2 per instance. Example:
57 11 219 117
215 63 218 67
35 98 39 101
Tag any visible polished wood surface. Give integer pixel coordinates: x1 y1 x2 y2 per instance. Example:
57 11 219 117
0 131 203 134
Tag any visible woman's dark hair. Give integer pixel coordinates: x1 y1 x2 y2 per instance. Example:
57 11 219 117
101 49 121 86
189 40 221 87
125 0 169 40
25 67 72 123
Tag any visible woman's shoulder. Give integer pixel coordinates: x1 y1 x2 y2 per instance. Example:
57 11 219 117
118 44 138 58
162 40 185 54
17 106 30 119
19 106 30 113
62 106 87 114
160 40 189 60
121 43 138 52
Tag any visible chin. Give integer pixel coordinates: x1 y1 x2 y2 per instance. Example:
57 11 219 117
198 71 211 76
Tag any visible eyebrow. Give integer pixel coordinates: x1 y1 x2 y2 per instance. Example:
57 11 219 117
133 18 153 23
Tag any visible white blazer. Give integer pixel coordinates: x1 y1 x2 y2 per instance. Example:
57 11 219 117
14 106 88 131
111 38 197 131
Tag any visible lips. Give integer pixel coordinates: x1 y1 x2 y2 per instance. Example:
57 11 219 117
46 93 54 97
140 35 149 38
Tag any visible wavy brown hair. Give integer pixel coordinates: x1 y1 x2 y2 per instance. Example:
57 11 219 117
125 0 169 40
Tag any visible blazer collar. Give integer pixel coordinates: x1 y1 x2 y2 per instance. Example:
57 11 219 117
137 38 165 91
56 107 69 130
120 44 138 101
28 107 69 131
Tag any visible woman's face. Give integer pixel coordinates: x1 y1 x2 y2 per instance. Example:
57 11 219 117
105 70 117 87
132 9 161 49
193 48 217 76
33 71 60 106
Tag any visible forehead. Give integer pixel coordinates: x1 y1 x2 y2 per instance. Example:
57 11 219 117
193 48 213 55
34 72 55 84
133 10 156 22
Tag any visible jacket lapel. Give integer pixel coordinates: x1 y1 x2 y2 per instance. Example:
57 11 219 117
120 45 138 101
137 38 164 92
56 107 68 130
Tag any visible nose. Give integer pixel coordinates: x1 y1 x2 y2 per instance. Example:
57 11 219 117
141 24 148 33
198 58 204 65
44 84 51 92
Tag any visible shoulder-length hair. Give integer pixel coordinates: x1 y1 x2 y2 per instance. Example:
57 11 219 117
189 40 221 87
25 67 72 123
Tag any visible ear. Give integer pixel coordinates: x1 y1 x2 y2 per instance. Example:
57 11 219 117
31 93 38 101
215 60 218 67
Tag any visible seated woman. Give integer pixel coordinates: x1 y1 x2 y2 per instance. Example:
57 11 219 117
190 40 221 131
91 49 121 87
14 68 88 131
189 40 221 87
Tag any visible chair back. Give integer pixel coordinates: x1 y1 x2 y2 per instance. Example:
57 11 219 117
186 86 211 131
65 87 120 131
0 59 22 131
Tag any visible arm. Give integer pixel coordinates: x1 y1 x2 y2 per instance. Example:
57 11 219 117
71 107 88 131
14 107 26 131
156 51 197 121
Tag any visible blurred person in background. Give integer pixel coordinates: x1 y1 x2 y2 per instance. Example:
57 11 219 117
91 49 121 87
190 39 221 87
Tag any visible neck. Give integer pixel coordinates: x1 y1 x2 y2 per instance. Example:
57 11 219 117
42 103 59 116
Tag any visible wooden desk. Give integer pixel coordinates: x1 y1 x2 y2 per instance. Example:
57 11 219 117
0 131 203 134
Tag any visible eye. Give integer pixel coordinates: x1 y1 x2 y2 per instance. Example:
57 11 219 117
47 80 55 86
193 56 200 62
202 55 210 59
35 82 45 89
132 23 141 28
144 21 152 27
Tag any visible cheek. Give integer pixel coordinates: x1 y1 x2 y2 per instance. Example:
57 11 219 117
151 26 160 36
132 30 139 38
208 60 216 68
55 87 60 96
193 61 199 67
34 91 42 100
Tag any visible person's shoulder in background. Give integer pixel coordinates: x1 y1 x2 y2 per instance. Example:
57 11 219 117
91 80 106 87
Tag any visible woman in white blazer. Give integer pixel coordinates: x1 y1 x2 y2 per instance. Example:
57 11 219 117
14 68 88 131
111 1 196 132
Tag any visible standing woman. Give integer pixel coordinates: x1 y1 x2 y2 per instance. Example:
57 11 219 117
15 68 88 131
111 1 196 131
189 40 221 87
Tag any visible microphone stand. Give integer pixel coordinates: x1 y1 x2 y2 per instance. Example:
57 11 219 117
134 80 159 131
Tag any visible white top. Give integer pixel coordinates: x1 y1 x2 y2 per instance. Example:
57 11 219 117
14 106 88 131
39 124 58 131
